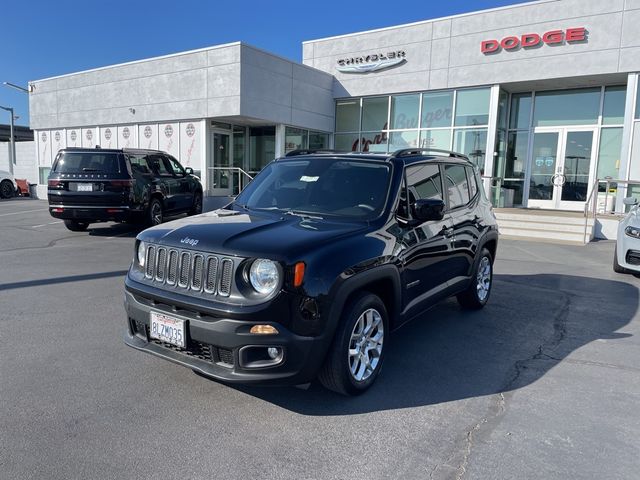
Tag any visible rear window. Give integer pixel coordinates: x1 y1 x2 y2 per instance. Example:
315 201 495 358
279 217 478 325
53 152 121 173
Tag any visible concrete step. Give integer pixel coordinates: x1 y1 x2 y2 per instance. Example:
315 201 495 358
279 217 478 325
499 226 590 245
497 219 591 234
495 212 594 226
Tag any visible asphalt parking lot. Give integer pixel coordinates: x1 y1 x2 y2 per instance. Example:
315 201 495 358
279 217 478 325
1 197 639 480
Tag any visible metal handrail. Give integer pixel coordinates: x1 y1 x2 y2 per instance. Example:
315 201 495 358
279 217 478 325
207 167 254 194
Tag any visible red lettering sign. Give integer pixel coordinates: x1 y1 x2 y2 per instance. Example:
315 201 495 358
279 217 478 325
481 27 587 54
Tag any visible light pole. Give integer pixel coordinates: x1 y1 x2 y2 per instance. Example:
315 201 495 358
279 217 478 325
0 105 16 176
3 82 31 94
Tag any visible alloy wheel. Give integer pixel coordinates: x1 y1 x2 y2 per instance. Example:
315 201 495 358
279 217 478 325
348 308 384 382
476 256 492 301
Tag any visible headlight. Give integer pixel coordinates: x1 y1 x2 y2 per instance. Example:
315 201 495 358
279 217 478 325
249 259 279 295
137 241 146 267
625 226 640 239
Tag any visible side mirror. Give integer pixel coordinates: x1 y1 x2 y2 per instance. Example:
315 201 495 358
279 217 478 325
185 167 194 175
623 197 638 206
412 198 445 223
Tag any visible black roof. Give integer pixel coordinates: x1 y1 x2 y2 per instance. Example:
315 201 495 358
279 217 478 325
0 124 33 142
59 147 166 154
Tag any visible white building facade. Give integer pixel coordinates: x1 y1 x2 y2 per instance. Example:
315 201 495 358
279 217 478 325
28 0 640 214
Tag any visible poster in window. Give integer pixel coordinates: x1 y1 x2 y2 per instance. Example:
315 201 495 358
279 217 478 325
179 121 202 169
117 125 137 149
81 127 98 148
159 122 179 158
67 128 80 148
139 124 159 150
52 129 66 156
38 130 52 166
101 126 117 149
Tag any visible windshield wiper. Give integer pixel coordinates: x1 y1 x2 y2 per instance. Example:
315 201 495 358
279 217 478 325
283 209 324 220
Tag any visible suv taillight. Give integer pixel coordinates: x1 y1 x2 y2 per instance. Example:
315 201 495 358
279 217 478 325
110 179 135 187
48 179 63 189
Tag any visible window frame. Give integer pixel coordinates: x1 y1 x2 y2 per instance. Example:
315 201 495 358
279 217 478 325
400 161 446 221
443 163 472 211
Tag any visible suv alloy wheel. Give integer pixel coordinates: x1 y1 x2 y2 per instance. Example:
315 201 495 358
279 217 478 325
319 292 388 395
148 198 163 226
457 247 493 309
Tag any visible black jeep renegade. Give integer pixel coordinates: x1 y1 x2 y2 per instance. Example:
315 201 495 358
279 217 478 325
123 149 498 395
48 148 203 231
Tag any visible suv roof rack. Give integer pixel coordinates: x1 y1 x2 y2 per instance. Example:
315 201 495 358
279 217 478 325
284 149 347 157
392 148 469 160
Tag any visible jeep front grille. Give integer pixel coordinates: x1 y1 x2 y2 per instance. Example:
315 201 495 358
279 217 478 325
144 244 236 297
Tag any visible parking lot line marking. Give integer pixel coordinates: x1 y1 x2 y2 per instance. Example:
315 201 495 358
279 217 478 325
0 208 48 217
32 221 63 228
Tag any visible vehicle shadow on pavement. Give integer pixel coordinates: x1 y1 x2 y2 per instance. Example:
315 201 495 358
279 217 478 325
228 273 637 415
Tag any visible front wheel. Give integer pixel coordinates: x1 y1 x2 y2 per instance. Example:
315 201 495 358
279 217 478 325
613 245 627 274
189 191 203 216
147 198 163 226
0 180 14 199
318 292 388 396
457 247 493 310
63 220 89 232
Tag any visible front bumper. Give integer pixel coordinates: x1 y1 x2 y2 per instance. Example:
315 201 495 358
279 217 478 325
123 288 329 385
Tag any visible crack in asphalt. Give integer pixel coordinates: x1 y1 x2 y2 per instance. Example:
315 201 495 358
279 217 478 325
435 286 573 480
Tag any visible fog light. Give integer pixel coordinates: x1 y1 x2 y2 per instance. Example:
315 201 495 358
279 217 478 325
250 324 279 335
267 347 281 359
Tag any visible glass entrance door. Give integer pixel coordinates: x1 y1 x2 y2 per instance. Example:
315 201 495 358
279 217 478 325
528 128 596 211
209 132 232 196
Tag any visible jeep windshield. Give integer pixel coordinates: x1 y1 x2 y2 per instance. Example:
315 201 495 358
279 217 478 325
234 158 391 220
52 152 122 173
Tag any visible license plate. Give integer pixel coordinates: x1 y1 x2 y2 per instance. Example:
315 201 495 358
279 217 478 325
149 311 186 348
77 183 93 192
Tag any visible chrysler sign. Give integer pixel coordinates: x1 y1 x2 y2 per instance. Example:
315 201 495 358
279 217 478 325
481 27 587 54
337 51 406 74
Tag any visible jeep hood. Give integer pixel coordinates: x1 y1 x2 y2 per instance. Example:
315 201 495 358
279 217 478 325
139 209 369 259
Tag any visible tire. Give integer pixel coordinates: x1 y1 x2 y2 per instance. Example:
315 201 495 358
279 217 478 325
457 247 493 310
189 191 203 216
318 292 388 396
63 219 89 232
613 245 627 274
147 198 164 226
0 180 14 199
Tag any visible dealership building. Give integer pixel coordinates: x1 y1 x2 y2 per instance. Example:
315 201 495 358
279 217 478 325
23 0 640 225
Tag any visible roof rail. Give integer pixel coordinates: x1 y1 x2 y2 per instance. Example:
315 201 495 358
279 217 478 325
392 148 469 160
284 149 347 157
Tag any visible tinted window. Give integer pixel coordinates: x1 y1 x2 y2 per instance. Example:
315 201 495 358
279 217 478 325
235 159 391 220
466 167 478 198
147 155 171 176
445 164 470 209
128 155 151 174
53 152 121 173
165 156 185 175
406 164 443 202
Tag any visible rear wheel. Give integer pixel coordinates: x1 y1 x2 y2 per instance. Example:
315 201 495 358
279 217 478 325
189 191 203 216
63 219 89 232
613 245 627 274
147 198 163 226
0 180 14 198
457 248 493 310
318 292 387 396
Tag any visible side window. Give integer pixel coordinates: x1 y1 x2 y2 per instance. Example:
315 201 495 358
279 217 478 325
164 156 185 176
406 163 443 203
445 164 471 209
147 155 172 176
466 166 479 198
128 155 151 175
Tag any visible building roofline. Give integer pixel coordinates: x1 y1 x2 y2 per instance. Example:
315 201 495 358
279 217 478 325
32 41 243 84
302 0 552 44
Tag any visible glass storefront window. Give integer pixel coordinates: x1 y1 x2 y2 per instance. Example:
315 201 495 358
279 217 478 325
284 127 307 153
336 100 360 132
509 93 532 130
309 131 329 150
390 94 419 130
249 126 275 172
361 97 389 132
497 90 508 130
454 128 488 173
360 131 388 152
454 88 490 127
419 129 452 150
597 127 622 180
505 131 528 179
636 83 640 119
335 133 360 152
389 131 419 152
602 86 626 125
421 91 453 128
39 167 51 184
533 88 600 127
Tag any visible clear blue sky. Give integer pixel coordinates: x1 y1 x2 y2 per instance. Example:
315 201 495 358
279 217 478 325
2 0 529 126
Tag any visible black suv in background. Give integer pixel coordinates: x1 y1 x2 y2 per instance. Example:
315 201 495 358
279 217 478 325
124 149 498 395
48 148 203 231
